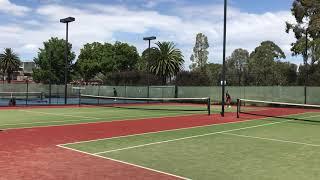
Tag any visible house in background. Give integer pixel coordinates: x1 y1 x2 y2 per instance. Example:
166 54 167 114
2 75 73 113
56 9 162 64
16 62 37 81
1 61 36 83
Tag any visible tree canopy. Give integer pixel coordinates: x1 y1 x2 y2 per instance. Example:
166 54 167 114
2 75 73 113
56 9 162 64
190 33 210 71
0 48 21 83
33 37 76 84
226 48 249 85
286 0 320 61
246 41 286 85
75 41 140 83
149 41 184 85
285 0 320 86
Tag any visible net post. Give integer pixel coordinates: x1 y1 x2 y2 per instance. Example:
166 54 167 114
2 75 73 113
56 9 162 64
237 98 240 118
207 97 211 116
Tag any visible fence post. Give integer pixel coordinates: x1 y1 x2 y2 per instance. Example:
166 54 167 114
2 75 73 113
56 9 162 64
175 85 178 98
26 80 29 106
304 86 307 104
207 97 211 116
97 85 101 105
78 89 81 107
49 82 52 105
237 98 240 118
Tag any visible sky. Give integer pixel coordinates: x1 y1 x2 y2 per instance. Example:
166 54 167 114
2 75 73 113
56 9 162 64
0 0 300 68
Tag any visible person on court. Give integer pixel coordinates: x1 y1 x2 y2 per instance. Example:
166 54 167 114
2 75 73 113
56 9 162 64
113 88 118 97
226 91 231 108
113 88 118 101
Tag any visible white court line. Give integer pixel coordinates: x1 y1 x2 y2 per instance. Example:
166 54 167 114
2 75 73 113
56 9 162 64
92 114 320 155
22 108 197 118
57 145 191 180
61 118 260 146
0 111 204 130
222 133 320 147
93 120 292 155
293 114 320 119
61 109 201 116
19 109 101 120
61 112 316 146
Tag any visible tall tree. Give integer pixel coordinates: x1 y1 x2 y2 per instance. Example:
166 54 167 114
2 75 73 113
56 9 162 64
190 33 210 71
76 42 113 83
112 41 140 72
33 37 76 84
0 48 21 83
226 48 249 85
75 41 140 83
286 0 320 86
248 41 286 85
148 41 184 85
286 0 320 57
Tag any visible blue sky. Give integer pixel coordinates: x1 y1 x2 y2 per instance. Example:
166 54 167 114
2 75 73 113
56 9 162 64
0 0 300 68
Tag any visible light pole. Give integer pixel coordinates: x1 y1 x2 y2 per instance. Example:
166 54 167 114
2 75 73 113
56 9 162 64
60 17 75 105
221 0 227 117
49 50 53 105
143 36 156 98
304 28 308 104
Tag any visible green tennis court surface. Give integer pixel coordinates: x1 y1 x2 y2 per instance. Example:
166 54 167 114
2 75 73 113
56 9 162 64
0 105 237 130
62 112 320 180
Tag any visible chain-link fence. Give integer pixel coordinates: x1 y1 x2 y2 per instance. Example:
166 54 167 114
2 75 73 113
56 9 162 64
0 82 319 106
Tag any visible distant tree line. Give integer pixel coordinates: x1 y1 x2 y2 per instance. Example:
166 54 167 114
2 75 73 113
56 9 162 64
0 0 318 87
30 37 184 86
176 0 320 86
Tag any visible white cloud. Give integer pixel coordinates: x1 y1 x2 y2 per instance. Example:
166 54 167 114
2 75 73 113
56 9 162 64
22 43 38 50
142 0 178 8
0 0 31 16
0 2 301 66
24 20 42 26
172 5 299 66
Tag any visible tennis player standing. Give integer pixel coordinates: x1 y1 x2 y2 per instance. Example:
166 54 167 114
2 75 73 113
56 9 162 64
226 91 231 108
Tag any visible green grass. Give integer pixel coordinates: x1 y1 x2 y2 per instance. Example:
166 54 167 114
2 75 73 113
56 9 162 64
64 112 320 180
0 104 232 129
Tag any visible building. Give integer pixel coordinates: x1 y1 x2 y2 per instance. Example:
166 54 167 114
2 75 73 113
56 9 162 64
1 61 36 82
16 61 37 81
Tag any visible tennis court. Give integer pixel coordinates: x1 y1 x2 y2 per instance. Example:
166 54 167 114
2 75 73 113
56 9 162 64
1 97 320 180
59 111 320 180
0 95 221 130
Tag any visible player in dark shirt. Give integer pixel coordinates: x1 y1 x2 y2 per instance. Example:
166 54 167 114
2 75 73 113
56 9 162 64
226 91 231 108
113 88 118 97
113 88 118 101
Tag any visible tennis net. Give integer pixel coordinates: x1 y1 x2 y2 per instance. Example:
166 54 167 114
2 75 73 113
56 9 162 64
0 92 44 101
236 99 320 122
80 94 211 115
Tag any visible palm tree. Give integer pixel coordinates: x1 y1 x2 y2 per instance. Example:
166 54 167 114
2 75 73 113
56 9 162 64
0 48 21 83
149 42 184 85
